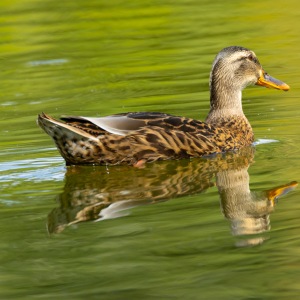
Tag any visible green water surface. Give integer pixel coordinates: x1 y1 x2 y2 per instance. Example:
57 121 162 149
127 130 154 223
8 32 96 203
1 0 300 299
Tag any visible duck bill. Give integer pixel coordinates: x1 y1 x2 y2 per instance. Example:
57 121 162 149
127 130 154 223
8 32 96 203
256 70 290 91
266 181 298 206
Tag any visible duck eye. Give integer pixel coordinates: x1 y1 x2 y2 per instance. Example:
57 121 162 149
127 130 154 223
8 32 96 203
247 54 254 61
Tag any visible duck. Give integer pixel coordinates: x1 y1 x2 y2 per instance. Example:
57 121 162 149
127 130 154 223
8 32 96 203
37 46 290 166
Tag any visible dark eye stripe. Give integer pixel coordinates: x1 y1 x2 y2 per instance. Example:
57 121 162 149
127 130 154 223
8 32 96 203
235 55 259 64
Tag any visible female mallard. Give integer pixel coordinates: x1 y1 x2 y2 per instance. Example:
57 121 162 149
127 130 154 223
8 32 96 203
38 46 289 166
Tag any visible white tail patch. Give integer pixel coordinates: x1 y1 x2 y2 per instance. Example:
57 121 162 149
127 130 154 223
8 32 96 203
38 114 98 141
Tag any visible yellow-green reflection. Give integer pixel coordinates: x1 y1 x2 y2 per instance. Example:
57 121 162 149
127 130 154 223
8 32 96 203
1 0 300 299
48 147 297 248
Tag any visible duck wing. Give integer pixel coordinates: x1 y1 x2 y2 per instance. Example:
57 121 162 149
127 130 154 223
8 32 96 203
60 112 194 137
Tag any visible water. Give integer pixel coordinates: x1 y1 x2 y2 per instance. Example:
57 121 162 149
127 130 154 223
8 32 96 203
1 0 300 298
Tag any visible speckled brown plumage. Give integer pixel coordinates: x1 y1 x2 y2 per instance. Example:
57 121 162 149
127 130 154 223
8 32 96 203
37 46 289 166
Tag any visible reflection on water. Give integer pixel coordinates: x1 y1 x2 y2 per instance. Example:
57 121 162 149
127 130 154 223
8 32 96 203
217 163 297 247
0 0 299 297
47 147 297 246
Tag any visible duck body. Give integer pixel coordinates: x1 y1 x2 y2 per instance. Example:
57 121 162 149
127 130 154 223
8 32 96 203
38 111 253 165
37 46 289 166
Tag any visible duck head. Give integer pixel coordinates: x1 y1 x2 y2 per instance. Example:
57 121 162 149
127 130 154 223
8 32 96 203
208 46 289 114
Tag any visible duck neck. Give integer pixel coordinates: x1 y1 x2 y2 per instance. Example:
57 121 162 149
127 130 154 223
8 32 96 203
206 83 245 123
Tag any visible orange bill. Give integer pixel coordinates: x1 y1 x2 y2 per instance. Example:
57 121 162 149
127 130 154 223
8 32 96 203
266 181 298 205
256 70 290 91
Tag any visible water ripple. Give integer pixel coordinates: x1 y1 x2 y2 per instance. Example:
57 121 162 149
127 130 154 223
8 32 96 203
0 157 65 183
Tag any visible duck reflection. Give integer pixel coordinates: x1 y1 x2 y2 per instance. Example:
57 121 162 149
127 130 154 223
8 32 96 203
216 161 297 246
47 147 297 246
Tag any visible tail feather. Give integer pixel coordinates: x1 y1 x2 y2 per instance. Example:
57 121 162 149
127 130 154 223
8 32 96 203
37 113 97 140
37 113 100 165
